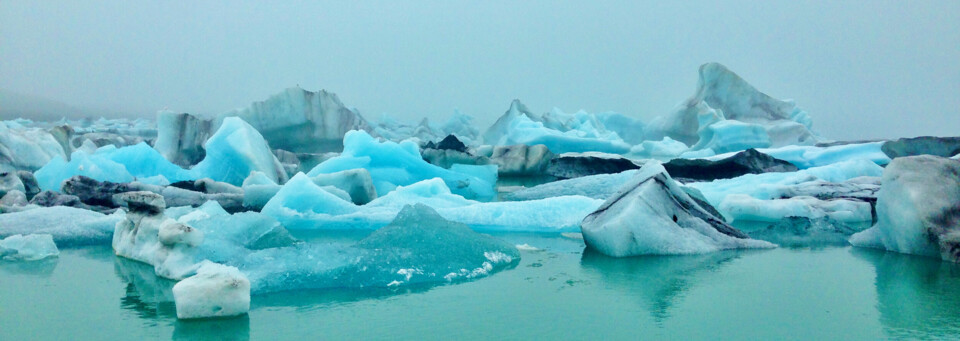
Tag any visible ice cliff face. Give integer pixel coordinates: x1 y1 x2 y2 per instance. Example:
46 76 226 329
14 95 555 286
217 87 374 153
645 63 820 150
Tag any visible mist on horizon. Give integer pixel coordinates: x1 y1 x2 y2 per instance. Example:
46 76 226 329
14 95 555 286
2 1 958 141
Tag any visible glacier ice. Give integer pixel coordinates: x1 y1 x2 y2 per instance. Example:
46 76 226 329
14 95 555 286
190 117 288 186
308 130 495 200
154 110 214 168
850 156 960 262
172 261 250 319
504 170 639 201
581 161 775 257
662 148 797 182
482 100 632 154
686 159 884 211
628 137 690 160
545 152 640 179
0 234 59 261
489 144 553 176
35 117 289 191
263 174 600 231
0 121 67 171
0 206 124 246
645 63 820 151
0 166 26 198
217 87 372 153
718 194 873 223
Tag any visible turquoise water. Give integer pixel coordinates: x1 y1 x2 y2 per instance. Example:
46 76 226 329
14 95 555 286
3 232 960 340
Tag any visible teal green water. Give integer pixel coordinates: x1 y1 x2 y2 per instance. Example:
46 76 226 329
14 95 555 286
3 233 960 340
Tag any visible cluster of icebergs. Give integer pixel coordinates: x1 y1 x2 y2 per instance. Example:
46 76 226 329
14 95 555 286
3 63 960 320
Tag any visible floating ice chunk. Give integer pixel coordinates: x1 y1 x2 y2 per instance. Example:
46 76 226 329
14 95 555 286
113 192 202 279
0 234 59 261
172 261 250 319
719 194 873 223
691 120 771 154
663 148 797 182
216 87 372 153
581 162 775 257
263 175 600 232
687 159 884 209
0 166 25 198
191 117 288 186
0 121 66 171
700 142 890 169
439 110 481 146
482 101 631 154
34 151 134 191
310 169 378 205
505 170 639 201
0 206 124 246
154 110 214 167
628 137 689 160
490 144 553 176
308 130 495 200
515 244 541 251
850 156 960 262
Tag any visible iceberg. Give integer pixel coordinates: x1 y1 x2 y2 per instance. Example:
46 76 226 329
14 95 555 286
482 100 632 154
489 144 553 176
686 159 884 210
0 206 124 246
545 152 640 179
154 111 214 168
850 156 960 262
36 117 289 191
217 87 373 153
581 162 775 257
308 130 495 200
263 174 600 232
191 117 288 186
0 234 59 261
718 194 873 223
504 170 639 201
662 148 797 182
0 121 66 171
645 63 820 152
0 166 26 198
172 261 250 319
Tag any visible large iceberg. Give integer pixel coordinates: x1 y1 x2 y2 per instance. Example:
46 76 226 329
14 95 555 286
581 162 774 257
645 63 820 153
217 87 373 153
482 100 632 154
850 156 960 262
308 130 496 200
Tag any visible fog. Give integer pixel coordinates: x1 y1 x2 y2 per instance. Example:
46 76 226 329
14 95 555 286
2 1 958 140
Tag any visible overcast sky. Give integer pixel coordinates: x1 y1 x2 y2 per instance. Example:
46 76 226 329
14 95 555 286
2 1 958 140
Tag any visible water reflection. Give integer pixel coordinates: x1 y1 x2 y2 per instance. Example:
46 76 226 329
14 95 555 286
580 248 741 322
0 257 58 277
173 316 250 341
113 256 178 319
852 248 960 339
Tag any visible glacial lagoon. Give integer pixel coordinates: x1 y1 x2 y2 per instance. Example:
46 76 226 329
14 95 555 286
4 231 960 340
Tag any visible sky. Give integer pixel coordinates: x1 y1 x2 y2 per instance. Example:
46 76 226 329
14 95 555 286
1 0 958 140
